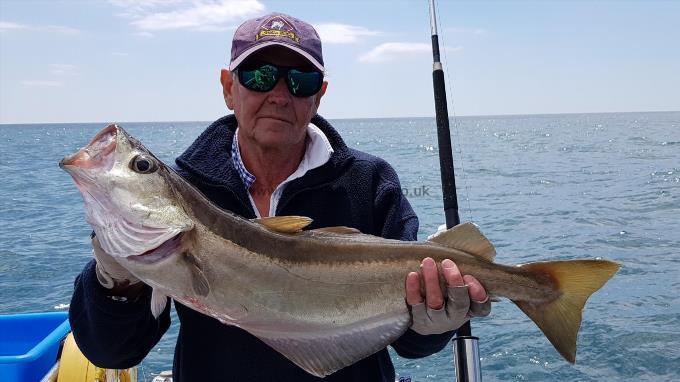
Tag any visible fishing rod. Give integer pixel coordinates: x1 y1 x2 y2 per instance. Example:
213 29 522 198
427 1 482 381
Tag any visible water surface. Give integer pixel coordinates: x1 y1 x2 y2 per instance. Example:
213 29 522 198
1 112 678 381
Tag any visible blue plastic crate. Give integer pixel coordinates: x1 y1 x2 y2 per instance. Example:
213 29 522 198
0 312 70 382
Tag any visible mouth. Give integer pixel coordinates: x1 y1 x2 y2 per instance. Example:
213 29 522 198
259 115 294 124
127 232 184 264
60 124 118 170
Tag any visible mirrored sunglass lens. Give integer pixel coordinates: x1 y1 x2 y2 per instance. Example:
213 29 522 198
240 65 279 92
287 70 322 96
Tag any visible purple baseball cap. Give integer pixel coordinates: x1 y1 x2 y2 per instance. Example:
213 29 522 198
229 12 324 72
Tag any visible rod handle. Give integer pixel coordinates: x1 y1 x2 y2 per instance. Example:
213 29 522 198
453 336 482 382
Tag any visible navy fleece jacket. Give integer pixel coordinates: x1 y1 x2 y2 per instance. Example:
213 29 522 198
69 114 455 382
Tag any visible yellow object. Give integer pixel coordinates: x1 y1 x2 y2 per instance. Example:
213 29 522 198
56 333 137 382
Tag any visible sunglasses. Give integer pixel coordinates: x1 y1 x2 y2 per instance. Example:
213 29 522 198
236 63 324 97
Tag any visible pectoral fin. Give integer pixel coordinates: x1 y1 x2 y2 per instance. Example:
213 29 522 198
183 252 210 297
150 288 168 319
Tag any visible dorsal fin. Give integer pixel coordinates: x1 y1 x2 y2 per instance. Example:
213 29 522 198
253 216 313 233
427 222 496 262
311 226 361 235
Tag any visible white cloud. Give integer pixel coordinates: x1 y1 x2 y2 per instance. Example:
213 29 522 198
109 0 183 9
21 80 63 87
44 25 81 35
359 42 463 63
0 21 30 31
109 0 185 18
359 42 449 63
49 64 79 76
313 23 379 44
109 0 265 32
134 31 154 38
0 21 80 35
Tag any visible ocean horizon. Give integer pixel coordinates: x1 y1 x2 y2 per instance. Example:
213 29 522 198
1 109 678 126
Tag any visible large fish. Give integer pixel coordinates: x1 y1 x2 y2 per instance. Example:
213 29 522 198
60 124 619 377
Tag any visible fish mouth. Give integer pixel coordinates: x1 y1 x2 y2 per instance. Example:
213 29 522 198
127 232 184 264
59 124 118 170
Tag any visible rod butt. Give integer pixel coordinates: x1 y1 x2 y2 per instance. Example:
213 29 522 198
454 336 482 382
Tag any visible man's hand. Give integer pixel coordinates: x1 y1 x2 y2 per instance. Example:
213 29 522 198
92 235 144 298
406 257 491 335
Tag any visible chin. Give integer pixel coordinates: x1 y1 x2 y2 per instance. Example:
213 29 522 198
257 135 297 149
254 123 305 147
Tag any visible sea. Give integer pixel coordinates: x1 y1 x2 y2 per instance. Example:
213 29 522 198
1 112 678 381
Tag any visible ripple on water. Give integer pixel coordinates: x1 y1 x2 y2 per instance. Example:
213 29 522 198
2 114 680 379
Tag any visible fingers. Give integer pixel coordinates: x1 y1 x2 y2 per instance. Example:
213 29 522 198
442 259 464 286
406 258 493 335
421 258 444 310
406 258 466 309
463 274 491 317
405 258 491 313
463 275 487 303
405 272 422 306
445 284 470 321
469 298 491 317
405 257 450 309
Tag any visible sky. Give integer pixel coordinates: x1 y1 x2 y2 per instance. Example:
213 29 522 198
1 0 678 124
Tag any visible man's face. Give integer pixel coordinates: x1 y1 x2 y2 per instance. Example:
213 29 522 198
221 46 327 150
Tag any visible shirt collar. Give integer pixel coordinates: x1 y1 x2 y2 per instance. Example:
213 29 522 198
231 131 256 189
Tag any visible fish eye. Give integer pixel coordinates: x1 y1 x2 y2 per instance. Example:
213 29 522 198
130 154 158 174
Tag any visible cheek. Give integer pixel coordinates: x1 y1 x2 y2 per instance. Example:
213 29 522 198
233 91 272 133
294 98 318 119
233 90 258 118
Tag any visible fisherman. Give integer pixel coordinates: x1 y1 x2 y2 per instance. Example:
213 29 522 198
69 12 490 381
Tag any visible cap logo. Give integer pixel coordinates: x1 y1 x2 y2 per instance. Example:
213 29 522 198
256 15 299 43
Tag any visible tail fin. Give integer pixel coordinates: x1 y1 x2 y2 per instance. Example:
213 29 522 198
513 260 620 363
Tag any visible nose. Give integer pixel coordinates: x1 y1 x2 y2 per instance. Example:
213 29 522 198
266 78 291 106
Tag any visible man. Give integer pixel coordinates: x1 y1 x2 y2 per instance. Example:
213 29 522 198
70 12 490 381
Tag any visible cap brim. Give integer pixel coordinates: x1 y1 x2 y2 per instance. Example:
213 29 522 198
229 41 324 72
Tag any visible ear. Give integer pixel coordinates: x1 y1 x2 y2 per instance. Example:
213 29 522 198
313 81 328 110
220 69 235 110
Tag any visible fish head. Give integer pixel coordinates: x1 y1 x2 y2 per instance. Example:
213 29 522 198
60 124 194 258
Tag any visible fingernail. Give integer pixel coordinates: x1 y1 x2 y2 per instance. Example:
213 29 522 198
421 257 435 268
442 259 454 269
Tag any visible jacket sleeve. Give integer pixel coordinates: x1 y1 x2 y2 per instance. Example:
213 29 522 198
69 260 171 368
372 165 456 358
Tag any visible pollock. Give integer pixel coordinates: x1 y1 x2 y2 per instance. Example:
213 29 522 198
60 124 620 377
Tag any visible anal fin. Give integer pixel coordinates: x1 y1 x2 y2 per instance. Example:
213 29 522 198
249 311 411 377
